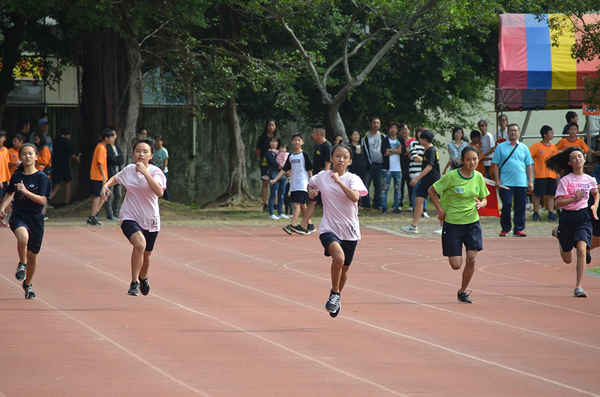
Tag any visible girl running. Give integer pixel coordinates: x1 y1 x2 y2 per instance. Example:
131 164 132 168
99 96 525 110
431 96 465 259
101 137 166 296
428 146 490 303
546 147 599 298
0 143 52 299
307 143 368 317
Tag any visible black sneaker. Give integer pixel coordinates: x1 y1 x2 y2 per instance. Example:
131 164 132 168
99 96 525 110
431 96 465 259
139 277 150 296
329 302 341 318
262 204 269 212
22 281 36 300
381 208 388 214
128 281 140 296
15 263 27 281
87 216 103 226
392 208 403 214
325 291 340 313
586 253 592 264
282 224 293 235
457 290 473 303
290 224 308 235
306 224 316 234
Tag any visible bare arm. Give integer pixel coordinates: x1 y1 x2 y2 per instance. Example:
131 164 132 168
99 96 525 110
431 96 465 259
0 191 16 219
331 172 360 202
428 185 445 221
100 175 119 201
526 164 534 192
410 164 432 186
139 163 164 197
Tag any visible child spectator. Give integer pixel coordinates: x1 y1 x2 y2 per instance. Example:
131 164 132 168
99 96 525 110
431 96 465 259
469 130 487 175
154 135 169 201
88 128 115 226
428 146 490 303
8 133 24 176
0 130 10 201
408 127 427 215
49 127 81 206
562 111 579 136
529 126 558 221
0 143 52 299
556 122 589 153
478 119 495 178
105 130 124 220
273 143 290 168
271 133 313 235
264 137 289 220
33 133 52 175
101 137 166 296
546 147 598 298
307 143 368 317
402 130 442 234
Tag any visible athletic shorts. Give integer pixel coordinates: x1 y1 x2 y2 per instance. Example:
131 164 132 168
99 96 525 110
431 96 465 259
533 178 556 197
260 166 269 177
308 193 323 205
319 232 358 267
557 209 591 252
290 190 308 205
121 220 159 252
9 211 45 254
51 167 73 184
416 179 434 199
589 207 600 237
91 180 103 197
441 221 483 257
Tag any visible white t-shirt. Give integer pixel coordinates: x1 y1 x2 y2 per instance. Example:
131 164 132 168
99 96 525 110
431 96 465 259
495 129 508 142
480 132 495 167
283 151 311 192
309 170 368 241
115 164 167 232
387 137 401 172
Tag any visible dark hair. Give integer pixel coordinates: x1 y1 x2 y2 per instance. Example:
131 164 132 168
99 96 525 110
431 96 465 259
566 111 578 123
154 135 163 141
546 147 585 177
540 125 553 138
498 114 508 123
478 119 488 127
452 127 464 139
33 132 45 147
263 119 277 137
333 133 344 144
291 132 303 141
132 137 156 154
461 145 480 160
279 143 288 151
16 143 38 173
567 121 579 131
469 130 481 140
332 143 353 160
13 133 25 142
17 118 30 130
507 123 520 132
449 158 463 170
387 121 399 130
370 117 380 124
60 127 71 136
269 135 279 143
0 129 6 137
137 127 147 135
420 129 434 143
100 128 115 141
314 123 326 133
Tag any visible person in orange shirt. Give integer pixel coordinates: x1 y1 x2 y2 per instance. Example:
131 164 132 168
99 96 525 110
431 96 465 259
469 130 487 176
0 130 11 226
556 122 589 153
8 133 25 176
88 128 115 226
529 125 559 221
33 133 52 174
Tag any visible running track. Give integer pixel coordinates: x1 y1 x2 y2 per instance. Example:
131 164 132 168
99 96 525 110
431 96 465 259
1 225 599 396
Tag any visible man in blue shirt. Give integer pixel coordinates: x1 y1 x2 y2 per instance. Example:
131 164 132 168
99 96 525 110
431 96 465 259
492 123 534 237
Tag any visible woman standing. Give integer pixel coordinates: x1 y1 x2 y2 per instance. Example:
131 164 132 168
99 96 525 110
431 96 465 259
443 127 468 174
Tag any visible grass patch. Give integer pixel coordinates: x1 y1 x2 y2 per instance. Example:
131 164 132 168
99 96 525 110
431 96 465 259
586 267 600 277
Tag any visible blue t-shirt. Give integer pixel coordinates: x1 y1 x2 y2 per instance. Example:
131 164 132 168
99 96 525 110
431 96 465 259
7 170 51 214
491 141 533 187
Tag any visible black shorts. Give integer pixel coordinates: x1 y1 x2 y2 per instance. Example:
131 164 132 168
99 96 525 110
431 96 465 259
416 179 434 199
557 209 592 252
533 178 556 197
260 165 269 177
308 193 323 205
91 180 103 197
9 211 45 254
290 190 308 205
589 207 600 237
441 221 483 257
51 167 73 184
319 232 358 267
121 220 159 252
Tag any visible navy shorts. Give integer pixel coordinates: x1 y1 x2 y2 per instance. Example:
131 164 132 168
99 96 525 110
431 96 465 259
91 180 103 197
441 221 483 257
308 193 323 205
9 211 45 254
260 165 269 177
533 178 556 197
416 179 434 199
51 167 73 184
557 209 591 252
319 232 358 267
121 220 159 252
290 190 308 205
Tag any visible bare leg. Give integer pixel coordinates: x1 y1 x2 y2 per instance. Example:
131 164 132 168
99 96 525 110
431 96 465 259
139 250 152 280
328 242 346 293
575 240 587 289
90 196 103 217
291 203 301 225
24 251 38 285
532 195 541 213
129 232 147 282
300 201 316 229
64 181 72 204
546 196 555 213
50 182 62 200
14 227 29 264
460 251 477 292
262 180 269 205
412 197 425 227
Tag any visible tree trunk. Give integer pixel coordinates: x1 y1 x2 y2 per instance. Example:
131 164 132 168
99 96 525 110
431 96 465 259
214 95 256 206
328 102 347 141
118 35 143 164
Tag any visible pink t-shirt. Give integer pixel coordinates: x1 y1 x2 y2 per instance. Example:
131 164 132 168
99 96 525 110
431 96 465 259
555 173 598 211
309 170 368 241
115 164 167 232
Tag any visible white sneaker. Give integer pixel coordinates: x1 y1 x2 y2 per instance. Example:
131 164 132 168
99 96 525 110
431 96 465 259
422 211 430 218
268 214 280 220
401 224 419 234
407 207 413 212
433 226 443 234
279 214 290 219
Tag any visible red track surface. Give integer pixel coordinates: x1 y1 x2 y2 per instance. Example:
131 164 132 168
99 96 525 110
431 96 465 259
1 225 599 396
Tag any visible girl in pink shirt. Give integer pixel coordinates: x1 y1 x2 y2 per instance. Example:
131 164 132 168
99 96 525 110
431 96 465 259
546 147 599 298
101 137 166 297
308 144 368 317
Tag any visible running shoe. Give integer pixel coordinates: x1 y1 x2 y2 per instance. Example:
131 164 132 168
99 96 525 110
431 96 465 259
325 291 340 313
532 212 541 221
548 212 557 221
22 281 36 300
128 281 140 296
262 204 269 211
329 302 341 318
0 221 8 227
422 211 430 219
283 224 293 235
401 224 418 234
513 231 527 237
573 287 587 297
15 263 27 281
290 224 308 235
306 224 316 234
279 214 290 219
381 208 388 214
499 231 509 237
139 277 150 296
457 290 473 303
392 208 403 214
268 214 279 220
433 226 443 234
586 252 592 264
407 207 414 212
87 216 103 226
